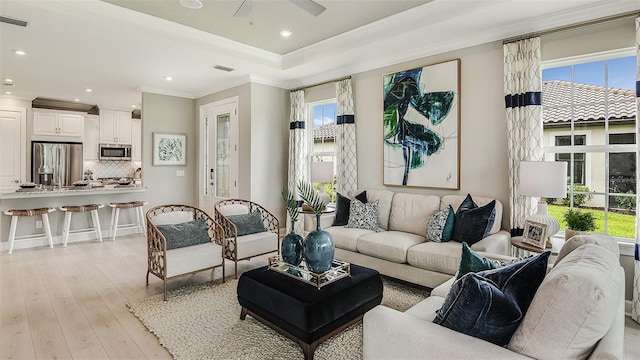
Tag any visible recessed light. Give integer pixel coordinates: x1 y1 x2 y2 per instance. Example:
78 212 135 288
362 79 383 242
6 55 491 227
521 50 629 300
4 78 14 83
280 30 292 38
4 91 12 95
74 98 80 102
85 88 93 92
13 49 25 55
164 76 173 81
179 0 202 9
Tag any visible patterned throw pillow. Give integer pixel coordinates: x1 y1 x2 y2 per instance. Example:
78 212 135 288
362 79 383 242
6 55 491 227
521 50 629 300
346 199 379 232
426 205 455 242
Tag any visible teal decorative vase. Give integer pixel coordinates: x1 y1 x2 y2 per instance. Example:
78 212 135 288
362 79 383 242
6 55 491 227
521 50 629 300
281 220 304 266
304 214 335 273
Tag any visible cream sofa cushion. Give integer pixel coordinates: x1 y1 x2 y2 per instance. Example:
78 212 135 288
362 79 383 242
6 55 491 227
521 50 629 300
353 189 394 230
406 241 462 275
357 231 425 263
554 233 619 266
235 231 278 259
166 242 223 278
388 193 440 236
440 195 502 235
325 226 379 252
508 243 622 359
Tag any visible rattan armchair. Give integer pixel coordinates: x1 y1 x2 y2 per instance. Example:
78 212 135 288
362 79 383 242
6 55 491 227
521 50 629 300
214 199 280 278
146 204 225 300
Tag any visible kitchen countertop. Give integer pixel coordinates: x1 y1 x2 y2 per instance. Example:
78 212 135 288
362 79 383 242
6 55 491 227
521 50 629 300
0 185 148 200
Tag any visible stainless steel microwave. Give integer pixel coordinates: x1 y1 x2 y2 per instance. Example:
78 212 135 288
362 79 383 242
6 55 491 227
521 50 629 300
99 143 132 161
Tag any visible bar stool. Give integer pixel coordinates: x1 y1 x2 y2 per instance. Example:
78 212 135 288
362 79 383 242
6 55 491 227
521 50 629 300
59 204 105 247
4 208 56 254
107 201 147 241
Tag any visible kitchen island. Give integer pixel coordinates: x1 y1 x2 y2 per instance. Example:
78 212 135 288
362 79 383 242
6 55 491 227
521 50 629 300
0 185 149 252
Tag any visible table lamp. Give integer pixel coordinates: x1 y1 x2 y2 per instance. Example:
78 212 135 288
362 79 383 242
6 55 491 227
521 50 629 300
310 161 334 208
519 161 567 247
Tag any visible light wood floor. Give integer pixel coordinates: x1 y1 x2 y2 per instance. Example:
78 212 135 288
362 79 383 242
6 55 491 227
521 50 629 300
1 235 639 359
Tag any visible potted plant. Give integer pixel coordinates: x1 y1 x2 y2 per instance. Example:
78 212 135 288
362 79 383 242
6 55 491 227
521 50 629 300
563 208 596 241
281 187 303 266
297 180 334 273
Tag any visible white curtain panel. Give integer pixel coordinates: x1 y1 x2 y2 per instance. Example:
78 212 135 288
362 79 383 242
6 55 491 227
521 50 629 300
335 78 358 194
632 17 640 325
288 90 307 234
503 37 544 235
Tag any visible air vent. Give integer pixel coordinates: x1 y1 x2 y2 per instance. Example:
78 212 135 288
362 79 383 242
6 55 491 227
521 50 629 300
2 82 15 87
32 97 100 115
213 65 234 72
0 16 29 27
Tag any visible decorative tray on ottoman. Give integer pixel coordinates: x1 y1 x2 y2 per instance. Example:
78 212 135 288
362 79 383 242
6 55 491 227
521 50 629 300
268 256 350 289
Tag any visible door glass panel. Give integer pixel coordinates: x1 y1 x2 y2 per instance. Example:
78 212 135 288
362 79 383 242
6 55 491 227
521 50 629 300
216 113 230 198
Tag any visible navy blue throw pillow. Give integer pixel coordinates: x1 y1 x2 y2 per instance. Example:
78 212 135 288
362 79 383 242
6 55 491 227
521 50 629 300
332 191 367 226
156 217 211 250
433 251 550 346
451 194 496 245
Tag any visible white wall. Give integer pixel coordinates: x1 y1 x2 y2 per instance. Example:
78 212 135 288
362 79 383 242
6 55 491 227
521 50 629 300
141 92 197 207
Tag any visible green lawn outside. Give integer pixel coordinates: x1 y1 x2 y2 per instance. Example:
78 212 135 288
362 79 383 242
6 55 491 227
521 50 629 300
547 204 636 239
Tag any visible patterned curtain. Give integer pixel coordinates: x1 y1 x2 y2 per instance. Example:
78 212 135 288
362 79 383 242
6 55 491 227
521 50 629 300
288 90 307 234
335 78 358 194
632 17 640 325
503 37 544 236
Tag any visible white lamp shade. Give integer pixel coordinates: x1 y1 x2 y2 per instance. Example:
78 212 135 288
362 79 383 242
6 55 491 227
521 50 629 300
311 162 334 183
519 161 567 198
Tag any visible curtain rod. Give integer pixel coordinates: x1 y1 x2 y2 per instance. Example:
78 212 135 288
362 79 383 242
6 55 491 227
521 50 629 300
290 76 352 92
502 11 639 44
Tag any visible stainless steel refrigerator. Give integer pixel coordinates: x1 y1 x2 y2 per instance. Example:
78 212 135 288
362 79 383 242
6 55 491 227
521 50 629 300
32 141 83 186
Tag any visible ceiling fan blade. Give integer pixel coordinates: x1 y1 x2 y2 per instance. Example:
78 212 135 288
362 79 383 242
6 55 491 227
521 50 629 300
290 0 326 16
233 0 255 17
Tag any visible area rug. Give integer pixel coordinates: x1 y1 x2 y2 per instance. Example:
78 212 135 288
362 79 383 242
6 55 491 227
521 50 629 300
128 276 430 360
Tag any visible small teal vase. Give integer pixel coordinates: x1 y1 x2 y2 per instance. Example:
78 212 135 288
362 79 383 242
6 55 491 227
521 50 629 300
304 214 335 273
281 220 304 266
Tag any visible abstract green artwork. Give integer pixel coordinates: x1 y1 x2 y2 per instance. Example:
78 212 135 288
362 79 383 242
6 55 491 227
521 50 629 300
383 59 460 189
153 133 186 165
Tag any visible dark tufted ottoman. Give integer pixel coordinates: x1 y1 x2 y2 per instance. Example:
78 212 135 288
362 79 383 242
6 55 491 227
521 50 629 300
237 264 383 360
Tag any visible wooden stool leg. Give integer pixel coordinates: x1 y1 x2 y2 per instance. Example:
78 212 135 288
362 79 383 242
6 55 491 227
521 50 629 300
7 216 18 255
62 211 72 247
111 208 120 241
42 213 53 249
91 209 103 242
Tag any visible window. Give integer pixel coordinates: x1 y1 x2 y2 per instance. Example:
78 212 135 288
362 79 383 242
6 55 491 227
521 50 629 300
308 100 337 202
542 49 637 241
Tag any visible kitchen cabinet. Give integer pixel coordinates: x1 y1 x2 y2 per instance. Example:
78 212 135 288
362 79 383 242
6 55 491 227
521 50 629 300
83 114 100 160
99 109 132 144
131 118 141 161
33 110 84 138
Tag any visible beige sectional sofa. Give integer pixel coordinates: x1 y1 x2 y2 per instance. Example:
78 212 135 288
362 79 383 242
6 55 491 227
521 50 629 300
315 189 511 289
363 234 625 359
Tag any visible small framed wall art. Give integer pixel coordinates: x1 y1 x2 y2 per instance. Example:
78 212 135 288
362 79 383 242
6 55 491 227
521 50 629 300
522 220 548 249
153 133 186 166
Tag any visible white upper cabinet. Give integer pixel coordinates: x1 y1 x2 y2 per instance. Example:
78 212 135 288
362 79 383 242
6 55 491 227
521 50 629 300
33 110 84 138
100 109 132 144
83 114 99 160
131 117 141 161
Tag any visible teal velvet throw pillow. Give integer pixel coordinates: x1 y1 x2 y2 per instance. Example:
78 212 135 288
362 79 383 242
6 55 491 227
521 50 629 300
227 211 266 236
156 217 211 250
456 242 497 279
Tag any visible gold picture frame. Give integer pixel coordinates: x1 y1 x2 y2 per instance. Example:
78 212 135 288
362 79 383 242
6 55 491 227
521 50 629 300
522 220 548 249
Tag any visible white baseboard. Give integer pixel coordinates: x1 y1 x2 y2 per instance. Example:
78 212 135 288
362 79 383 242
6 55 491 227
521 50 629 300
1 227 143 252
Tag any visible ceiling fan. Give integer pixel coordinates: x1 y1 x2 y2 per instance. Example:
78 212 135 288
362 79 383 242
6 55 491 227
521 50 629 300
233 0 326 17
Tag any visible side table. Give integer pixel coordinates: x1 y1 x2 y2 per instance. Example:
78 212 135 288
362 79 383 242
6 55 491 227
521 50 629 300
510 236 564 258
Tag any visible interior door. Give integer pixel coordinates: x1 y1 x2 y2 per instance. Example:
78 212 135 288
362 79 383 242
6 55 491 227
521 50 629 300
199 98 238 215
0 109 26 191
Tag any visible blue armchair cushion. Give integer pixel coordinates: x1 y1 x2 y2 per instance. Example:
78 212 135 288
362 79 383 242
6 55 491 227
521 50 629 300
434 251 550 346
156 217 211 250
227 211 267 236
